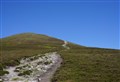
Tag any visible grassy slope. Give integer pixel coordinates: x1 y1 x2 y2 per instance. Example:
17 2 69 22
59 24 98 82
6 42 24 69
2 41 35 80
52 44 120 82
0 33 64 66
0 33 120 82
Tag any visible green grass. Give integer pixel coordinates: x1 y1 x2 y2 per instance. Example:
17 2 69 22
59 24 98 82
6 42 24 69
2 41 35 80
0 33 120 82
52 44 120 82
0 33 63 63
0 33 64 76
0 70 9 76
18 70 32 76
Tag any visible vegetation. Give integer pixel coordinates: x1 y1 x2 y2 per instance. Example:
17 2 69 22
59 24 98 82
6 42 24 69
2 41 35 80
0 33 120 82
0 33 63 65
0 70 9 76
18 70 32 76
52 44 120 82
0 64 3 70
44 61 52 65
0 33 64 75
12 77 21 81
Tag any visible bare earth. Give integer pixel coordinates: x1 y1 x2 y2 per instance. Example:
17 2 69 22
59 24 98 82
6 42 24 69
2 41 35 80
37 54 62 82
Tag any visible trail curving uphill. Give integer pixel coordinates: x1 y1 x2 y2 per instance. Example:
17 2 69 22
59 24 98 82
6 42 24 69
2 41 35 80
0 41 69 82
37 41 69 82
62 41 70 49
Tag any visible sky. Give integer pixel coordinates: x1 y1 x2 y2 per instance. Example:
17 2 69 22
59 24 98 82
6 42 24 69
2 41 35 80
0 0 119 49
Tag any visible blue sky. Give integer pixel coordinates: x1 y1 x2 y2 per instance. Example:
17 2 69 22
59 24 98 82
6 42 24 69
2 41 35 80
0 0 119 49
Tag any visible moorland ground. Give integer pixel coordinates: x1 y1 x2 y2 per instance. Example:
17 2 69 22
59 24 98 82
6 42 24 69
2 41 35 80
0 33 120 82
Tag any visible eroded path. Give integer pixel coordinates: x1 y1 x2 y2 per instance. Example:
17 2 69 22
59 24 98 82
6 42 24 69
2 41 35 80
37 54 62 82
0 41 69 82
1 52 62 82
38 41 69 82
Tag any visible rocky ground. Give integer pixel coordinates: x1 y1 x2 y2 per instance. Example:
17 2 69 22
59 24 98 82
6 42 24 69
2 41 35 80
0 52 62 82
0 41 69 82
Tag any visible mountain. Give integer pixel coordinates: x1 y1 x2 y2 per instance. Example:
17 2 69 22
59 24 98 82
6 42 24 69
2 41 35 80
1 33 63 48
0 33 65 65
0 33 120 82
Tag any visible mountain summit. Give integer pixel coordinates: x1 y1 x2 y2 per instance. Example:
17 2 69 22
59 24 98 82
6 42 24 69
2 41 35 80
1 33 63 45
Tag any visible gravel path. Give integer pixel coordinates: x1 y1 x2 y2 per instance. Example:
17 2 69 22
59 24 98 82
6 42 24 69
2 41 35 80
1 53 62 82
36 41 69 82
1 41 68 82
37 54 62 82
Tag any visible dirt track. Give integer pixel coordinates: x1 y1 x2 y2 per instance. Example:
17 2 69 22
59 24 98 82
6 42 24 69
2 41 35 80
37 54 62 82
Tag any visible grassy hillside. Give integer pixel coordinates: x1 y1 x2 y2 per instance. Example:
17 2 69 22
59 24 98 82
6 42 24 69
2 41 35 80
0 33 120 82
52 44 120 82
0 33 64 67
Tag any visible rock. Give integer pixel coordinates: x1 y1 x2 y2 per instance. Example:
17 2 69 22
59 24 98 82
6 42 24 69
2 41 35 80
0 78 2 81
1 52 60 82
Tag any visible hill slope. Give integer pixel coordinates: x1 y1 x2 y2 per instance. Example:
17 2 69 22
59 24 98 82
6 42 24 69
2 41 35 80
52 44 120 82
0 33 120 82
0 33 64 66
